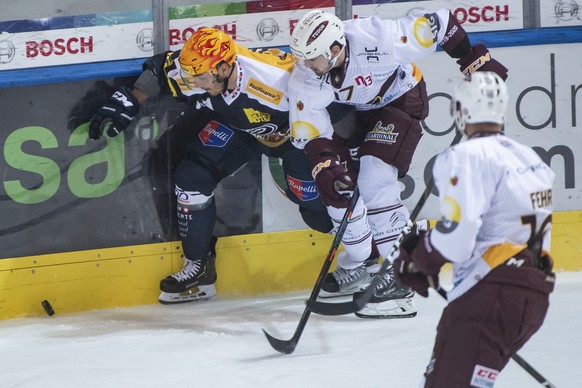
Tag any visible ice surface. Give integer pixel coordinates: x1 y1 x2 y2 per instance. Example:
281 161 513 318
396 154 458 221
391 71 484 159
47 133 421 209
1 272 580 388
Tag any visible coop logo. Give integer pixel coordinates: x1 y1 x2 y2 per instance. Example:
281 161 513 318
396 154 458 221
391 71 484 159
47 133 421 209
198 120 234 147
257 18 280 42
287 176 319 201
0 40 16 64
554 0 580 21
453 5 510 24
26 36 93 58
136 28 154 52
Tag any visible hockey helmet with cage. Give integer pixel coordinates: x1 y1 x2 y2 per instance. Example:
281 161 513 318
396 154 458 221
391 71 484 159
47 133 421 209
290 10 345 62
179 28 236 76
452 71 509 132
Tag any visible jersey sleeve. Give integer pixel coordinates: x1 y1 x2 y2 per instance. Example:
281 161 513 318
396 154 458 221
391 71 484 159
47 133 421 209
288 66 336 150
429 146 496 263
391 9 469 64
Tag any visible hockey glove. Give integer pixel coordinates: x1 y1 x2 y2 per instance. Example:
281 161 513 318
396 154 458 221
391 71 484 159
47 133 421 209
89 86 140 140
310 155 354 208
394 230 448 297
457 44 508 81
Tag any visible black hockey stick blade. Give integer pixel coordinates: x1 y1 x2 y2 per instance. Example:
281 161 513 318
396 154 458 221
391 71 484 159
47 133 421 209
262 189 360 354
262 328 300 355
262 307 312 354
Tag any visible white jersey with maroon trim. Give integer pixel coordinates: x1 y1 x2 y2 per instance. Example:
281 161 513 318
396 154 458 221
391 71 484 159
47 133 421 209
290 8 454 149
163 46 293 147
430 134 555 302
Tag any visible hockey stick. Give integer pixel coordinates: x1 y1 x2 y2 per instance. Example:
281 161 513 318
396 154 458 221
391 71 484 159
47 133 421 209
306 131 464 316
436 287 557 388
262 187 361 354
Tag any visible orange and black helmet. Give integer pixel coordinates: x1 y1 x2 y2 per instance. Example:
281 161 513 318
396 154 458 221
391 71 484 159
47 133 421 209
179 28 236 75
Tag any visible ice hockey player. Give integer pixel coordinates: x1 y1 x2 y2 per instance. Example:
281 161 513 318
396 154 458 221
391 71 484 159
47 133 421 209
395 72 556 386
89 28 353 304
288 9 508 318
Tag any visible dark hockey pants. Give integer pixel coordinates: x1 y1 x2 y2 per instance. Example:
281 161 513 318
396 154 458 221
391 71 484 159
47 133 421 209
423 265 554 387
175 120 331 261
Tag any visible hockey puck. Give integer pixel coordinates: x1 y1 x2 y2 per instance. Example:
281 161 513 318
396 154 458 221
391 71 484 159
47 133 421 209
41 300 55 316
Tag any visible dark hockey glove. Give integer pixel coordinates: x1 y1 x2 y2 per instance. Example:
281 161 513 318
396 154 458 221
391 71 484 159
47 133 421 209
394 230 447 297
457 44 508 81
89 86 140 140
311 154 354 208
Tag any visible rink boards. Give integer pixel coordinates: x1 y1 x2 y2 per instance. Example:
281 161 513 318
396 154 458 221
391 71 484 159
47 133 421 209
0 210 580 320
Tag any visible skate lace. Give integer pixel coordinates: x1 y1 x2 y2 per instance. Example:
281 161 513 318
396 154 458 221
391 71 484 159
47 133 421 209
375 269 395 292
172 259 202 282
333 266 366 285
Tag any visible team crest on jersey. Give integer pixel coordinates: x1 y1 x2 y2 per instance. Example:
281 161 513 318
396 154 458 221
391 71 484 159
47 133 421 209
198 121 234 147
366 121 399 144
287 176 319 201
243 108 271 123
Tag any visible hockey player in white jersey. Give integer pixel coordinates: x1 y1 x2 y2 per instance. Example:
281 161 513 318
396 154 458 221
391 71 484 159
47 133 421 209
395 72 556 386
288 9 508 317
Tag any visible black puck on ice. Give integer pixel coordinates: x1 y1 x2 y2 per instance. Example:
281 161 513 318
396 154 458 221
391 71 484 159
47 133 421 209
41 300 55 316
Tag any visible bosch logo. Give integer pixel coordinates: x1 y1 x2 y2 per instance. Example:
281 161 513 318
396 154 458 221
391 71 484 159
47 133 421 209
136 28 154 52
0 40 16 64
169 25 237 46
257 18 280 42
307 21 328 45
454 6 510 24
26 36 93 58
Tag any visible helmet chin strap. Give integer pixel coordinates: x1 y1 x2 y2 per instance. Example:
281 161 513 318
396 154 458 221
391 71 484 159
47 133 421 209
213 63 236 92
326 46 345 72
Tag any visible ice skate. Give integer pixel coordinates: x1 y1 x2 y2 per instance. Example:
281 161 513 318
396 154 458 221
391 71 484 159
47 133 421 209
319 252 380 298
354 265 417 319
159 238 218 304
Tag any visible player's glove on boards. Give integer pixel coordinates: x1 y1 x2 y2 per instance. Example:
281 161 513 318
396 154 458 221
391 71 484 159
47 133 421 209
89 86 140 140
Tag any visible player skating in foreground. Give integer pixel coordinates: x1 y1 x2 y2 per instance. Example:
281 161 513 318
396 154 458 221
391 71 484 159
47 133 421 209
395 72 556 385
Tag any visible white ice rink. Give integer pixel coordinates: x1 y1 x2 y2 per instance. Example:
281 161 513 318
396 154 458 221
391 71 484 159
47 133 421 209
1 272 580 388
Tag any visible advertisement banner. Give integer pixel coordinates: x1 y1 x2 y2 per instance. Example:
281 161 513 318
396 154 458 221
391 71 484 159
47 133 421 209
0 79 262 259
0 0 525 71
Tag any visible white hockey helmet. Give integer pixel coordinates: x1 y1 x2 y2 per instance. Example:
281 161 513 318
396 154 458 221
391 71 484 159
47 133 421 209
452 71 509 132
290 9 345 62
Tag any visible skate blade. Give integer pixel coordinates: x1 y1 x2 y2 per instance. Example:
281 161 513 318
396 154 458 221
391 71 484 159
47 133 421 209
318 290 358 299
158 284 217 305
354 297 418 319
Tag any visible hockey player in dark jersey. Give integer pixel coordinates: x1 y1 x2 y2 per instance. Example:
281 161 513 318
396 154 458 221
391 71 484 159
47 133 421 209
288 9 508 318
89 28 351 304
395 72 555 386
